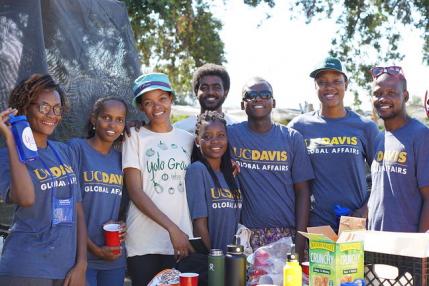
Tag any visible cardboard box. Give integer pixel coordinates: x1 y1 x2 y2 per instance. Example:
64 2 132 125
299 217 366 286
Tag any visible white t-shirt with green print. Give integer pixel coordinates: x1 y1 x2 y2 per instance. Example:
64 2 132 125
122 127 194 256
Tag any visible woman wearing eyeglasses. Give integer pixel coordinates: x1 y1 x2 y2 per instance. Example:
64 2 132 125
288 57 379 231
0 74 87 286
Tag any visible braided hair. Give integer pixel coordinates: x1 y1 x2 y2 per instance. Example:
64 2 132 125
191 111 240 202
9 74 67 116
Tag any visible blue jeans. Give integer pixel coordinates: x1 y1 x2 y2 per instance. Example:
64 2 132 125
86 267 126 286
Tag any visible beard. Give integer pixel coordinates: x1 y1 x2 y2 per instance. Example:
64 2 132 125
199 96 226 111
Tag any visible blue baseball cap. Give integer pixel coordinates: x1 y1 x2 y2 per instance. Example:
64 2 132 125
310 57 348 80
132 72 175 107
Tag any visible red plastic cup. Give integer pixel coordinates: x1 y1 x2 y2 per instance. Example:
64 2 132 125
179 273 199 286
103 223 121 254
301 261 310 275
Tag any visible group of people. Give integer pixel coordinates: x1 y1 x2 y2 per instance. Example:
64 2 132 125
0 57 428 286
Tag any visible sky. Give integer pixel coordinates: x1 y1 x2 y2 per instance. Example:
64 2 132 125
209 1 429 112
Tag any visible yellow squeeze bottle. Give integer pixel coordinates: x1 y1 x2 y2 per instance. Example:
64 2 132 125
283 253 302 286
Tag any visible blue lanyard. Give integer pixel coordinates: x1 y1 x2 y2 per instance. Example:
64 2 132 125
37 141 75 226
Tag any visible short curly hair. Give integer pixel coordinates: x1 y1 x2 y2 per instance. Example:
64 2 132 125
192 63 230 96
8 74 67 115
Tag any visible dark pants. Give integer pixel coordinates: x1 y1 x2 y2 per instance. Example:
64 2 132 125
127 254 175 286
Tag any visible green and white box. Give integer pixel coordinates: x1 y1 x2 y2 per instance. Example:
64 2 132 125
300 221 365 286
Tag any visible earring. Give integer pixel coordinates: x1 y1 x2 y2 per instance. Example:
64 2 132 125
92 126 95 130
196 144 200 148
121 132 124 136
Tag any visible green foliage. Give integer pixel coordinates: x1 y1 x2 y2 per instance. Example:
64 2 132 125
244 0 276 8
122 0 225 103
352 90 363 111
250 0 429 96
171 113 189 124
122 0 428 107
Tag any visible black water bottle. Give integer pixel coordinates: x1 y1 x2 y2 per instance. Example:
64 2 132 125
225 236 246 286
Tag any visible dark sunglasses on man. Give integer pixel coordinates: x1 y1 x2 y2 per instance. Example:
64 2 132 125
243 90 273 102
370 66 403 79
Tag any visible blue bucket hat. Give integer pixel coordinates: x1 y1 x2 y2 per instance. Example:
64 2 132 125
309 57 348 80
132 72 175 107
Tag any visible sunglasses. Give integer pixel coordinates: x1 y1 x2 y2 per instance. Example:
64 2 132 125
31 102 64 116
370 66 403 78
243 90 273 102
425 90 429 118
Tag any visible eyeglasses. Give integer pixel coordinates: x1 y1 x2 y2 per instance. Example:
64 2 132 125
370 66 403 78
31 102 64 116
243 90 273 102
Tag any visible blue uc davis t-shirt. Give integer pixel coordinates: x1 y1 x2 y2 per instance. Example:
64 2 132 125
0 140 81 279
228 122 314 229
288 110 379 229
368 118 429 232
185 161 242 253
68 138 126 270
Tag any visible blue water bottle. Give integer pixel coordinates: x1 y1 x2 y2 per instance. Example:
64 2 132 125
334 204 352 228
9 115 38 162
